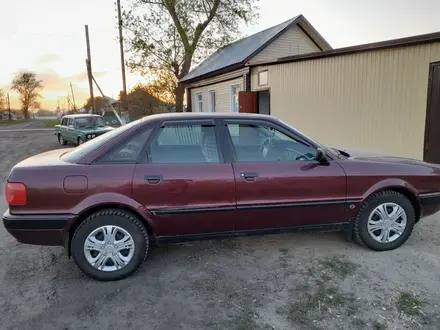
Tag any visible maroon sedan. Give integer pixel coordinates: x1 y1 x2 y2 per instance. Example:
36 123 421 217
3 113 440 281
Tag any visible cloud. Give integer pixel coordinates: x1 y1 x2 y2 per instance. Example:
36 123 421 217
36 54 61 66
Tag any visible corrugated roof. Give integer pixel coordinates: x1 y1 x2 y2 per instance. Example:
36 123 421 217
180 16 300 82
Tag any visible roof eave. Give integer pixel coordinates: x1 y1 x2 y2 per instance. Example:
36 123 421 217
246 30 440 67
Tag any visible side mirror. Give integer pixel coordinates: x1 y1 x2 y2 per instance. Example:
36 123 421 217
315 148 330 165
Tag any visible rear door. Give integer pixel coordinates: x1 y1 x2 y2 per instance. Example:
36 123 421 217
132 119 236 237
221 119 347 231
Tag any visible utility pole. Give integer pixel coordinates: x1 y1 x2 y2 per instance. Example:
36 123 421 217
117 0 128 120
85 25 95 114
7 92 11 120
70 82 77 111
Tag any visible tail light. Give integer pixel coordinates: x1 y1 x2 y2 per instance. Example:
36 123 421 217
5 182 27 205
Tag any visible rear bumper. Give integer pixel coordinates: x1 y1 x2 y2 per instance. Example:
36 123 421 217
420 192 440 218
2 209 70 246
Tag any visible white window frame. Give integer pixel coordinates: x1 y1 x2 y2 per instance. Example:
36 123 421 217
195 92 203 112
208 90 216 112
230 84 241 112
258 70 268 86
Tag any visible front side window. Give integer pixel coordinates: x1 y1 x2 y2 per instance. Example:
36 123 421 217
67 118 73 127
230 85 240 112
226 123 317 162
61 118 67 126
196 93 203 112
148 125 220 163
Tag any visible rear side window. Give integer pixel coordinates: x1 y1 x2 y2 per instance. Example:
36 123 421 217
146 125 220 164
98 128 152 164
61 119 143 163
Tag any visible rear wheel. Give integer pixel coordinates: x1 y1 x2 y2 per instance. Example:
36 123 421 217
71 209 149 281
77 137 84 146
354 190 415 251
58 134 67 145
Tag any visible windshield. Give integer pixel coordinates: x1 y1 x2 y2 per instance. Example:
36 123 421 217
74 116 105 128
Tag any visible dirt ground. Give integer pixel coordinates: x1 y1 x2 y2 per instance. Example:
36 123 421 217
1 128 440 330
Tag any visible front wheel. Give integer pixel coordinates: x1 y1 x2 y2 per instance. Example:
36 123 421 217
354 190 415 251
77 137 84 146
58 134 67 145
71 209 149 281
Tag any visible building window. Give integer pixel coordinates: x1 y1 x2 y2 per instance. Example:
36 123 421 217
196 92 203 112
209 90 216 112
230 84 241 112
258 70 268 86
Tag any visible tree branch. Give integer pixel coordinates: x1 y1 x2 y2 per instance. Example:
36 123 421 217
192 0 220 49
163 0 190 51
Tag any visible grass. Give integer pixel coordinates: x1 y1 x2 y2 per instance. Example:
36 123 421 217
44 119 60 127
279 283 357 325
372 321 388 330
0 119 29 126
318 256 359 278
396 292 424 316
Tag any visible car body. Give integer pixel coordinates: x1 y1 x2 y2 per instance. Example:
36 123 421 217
55 114 113 146
4 112 440 281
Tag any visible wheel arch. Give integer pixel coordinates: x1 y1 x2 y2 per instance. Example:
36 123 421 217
362 183 421 223
66 203 156 257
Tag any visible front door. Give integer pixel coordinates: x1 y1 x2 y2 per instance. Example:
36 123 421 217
132 121 236 237
424 62 440 163
223 121 347 231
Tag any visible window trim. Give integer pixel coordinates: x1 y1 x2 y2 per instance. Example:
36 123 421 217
195 92 203 112
208 90 216 112
258 70 268 86
230 84 241 112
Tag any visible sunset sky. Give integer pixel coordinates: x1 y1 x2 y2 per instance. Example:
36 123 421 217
1 0 440 110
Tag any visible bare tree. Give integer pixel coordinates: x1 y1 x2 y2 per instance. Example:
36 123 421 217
11 72 43 119
124 0 259 112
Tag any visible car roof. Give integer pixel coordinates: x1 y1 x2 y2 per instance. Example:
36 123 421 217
144 112 278 122
62 114 102 118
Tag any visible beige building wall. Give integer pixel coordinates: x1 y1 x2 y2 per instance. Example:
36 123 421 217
251 43 440 160
250 25 321 63
191 76 243 113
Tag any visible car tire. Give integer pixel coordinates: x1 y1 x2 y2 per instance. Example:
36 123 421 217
58 134 67 145
77 137 84 146
354 190 415 251
71 209 149 281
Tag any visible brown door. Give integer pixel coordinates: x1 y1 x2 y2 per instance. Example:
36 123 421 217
239 91 257 113
424 62 440 163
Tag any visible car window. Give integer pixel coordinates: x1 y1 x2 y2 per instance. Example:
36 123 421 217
61 118 67 126
226 124 317 162
147 125 220 164
67 118 73 126
61 119 143 163
98 128 153 164
74 116 105 128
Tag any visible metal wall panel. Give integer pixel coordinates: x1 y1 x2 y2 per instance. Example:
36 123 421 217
251 43 440 159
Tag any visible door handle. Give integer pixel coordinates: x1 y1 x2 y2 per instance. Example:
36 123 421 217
240 172 259 181
144 175 162 184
